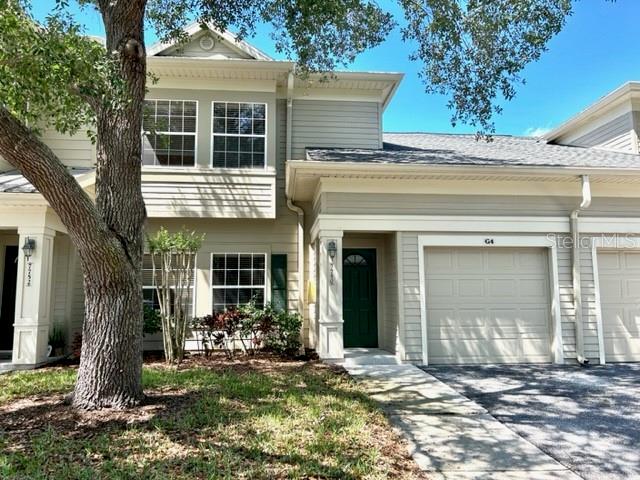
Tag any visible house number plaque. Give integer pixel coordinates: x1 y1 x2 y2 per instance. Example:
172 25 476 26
26 261 33 287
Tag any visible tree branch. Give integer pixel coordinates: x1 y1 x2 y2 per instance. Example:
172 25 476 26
0 106 125 264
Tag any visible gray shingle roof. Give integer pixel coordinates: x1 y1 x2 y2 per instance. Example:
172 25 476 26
305 133 640 169
0 168 93 193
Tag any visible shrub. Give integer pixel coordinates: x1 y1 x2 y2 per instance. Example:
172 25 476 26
48 325 66 350
265 309 302 356
143 304 162 336
192 302 302 358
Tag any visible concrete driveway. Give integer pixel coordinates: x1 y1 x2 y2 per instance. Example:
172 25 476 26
422 364 640 480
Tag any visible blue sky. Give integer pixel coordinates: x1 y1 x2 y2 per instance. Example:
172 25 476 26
33 0 640 136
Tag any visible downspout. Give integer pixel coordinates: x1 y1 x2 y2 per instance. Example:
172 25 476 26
284 71 305 316
571 175 591 365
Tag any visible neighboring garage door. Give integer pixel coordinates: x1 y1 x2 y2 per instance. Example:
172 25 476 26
425 247 552 364
598 250 640 362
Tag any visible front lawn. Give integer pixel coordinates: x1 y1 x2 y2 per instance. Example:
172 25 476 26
0 356 424 479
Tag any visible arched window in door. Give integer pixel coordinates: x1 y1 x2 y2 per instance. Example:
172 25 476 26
344 254 368 266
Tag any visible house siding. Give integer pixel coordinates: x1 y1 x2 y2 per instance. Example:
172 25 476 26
0 129 94 173
395 231 609 364
555 112 636 153
382 233 399 354
399 232 423 362
322 192 640 217
291 100 381 159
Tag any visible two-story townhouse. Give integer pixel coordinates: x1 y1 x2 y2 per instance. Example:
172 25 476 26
0 24 401 366
1 25 640 369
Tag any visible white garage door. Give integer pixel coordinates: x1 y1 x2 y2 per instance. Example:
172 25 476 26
425 247 552 364
598 250 640 362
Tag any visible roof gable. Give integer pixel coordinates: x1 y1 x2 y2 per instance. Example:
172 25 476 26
148 23 273 61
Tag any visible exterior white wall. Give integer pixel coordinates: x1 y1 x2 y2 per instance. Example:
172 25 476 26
0 129 94 173
321 192 640 218
291 100 381 159
551 100 638 153
382 233 399 354
556 112 636 153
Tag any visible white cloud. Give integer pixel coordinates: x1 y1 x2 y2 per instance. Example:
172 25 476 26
524 126 552 137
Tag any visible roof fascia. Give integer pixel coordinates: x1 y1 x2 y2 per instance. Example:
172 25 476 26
147 22 273 61
288 159 640 178
544 82 640 141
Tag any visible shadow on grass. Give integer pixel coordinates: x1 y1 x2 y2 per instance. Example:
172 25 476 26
0 360 422 479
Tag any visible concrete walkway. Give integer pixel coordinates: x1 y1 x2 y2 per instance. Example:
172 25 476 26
341 349 582 479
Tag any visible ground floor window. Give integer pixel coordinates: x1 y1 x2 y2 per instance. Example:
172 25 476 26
212 253 266 312
142 254 195 317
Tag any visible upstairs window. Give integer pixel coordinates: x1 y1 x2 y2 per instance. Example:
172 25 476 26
212 102 266 169
143 99 197 167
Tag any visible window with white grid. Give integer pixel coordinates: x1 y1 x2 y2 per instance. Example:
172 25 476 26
211 253 266 311
142 99 197 167
142 254 195 316
211 102 266 168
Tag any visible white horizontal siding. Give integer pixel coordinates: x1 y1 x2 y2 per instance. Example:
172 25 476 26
382 233 399 354
565 112 635 153
1 129 93 173
291 100 381 159
142 171 276 218
323 193 640 218
399 232 423 362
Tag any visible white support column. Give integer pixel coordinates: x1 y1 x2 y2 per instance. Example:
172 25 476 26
12 227 56 365
317 230 344 359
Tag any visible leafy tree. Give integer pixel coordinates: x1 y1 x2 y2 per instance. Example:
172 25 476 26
148 227 203 364
0 0 576 408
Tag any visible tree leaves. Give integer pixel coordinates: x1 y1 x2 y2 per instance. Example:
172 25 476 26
146 0 395 73
0 0 123 137
399 0 573 135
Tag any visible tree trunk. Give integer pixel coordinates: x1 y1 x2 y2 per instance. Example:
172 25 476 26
0 1 149 409
72 0 149 409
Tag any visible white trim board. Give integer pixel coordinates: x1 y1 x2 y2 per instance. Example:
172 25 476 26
311 214 640 241
417 234 564 366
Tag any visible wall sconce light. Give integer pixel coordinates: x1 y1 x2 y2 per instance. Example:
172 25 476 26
22 237 35 287
327 240 337 260
22 237 35 260
327 240 337 286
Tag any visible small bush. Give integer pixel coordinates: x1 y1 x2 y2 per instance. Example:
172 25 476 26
264 308 302 356
193 302 302 358
143 304 162 336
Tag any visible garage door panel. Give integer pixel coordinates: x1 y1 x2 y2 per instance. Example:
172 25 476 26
487 279 516 297
456 251 484 269
459 279 484 296
520 279 548 298
425 247 552 364
518 251 547 270
599 252 621 269
623 252 640 269
427 279 454 297
601 280 624 300
487 251 516 269
598 250 640 362
626 280 640 299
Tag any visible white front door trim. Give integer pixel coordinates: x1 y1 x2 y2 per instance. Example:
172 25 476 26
417 234 564 366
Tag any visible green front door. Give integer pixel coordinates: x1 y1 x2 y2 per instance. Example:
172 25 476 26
343 248 378 348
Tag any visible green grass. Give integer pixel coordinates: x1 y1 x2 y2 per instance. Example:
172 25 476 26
0 360 421 479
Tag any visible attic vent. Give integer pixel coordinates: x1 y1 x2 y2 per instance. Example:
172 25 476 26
199 35 215 51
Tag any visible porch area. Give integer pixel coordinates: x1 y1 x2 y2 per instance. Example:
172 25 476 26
0 217 78 368
308 230 406 363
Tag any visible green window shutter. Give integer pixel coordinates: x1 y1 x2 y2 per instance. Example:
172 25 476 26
271 254 287 312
